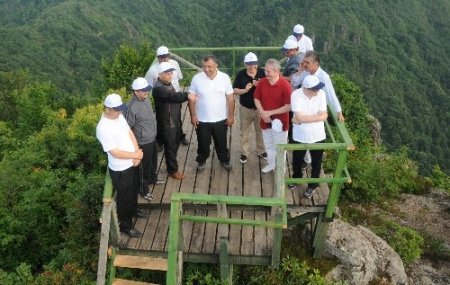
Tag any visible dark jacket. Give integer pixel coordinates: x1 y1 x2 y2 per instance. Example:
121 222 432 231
152 79 189 133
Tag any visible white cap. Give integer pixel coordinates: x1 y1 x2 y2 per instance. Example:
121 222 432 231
244 52 258 64
271 119 283 133
158 62 176 74
293 24 304 34
131 77 152 91
303 75 325 91
156 46 170 57
104 93 127 112
282 38 298 50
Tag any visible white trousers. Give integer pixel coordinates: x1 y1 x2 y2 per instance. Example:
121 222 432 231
262 129 288 169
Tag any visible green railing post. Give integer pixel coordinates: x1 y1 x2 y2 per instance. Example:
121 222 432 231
325 149 348 219
166 199 181 285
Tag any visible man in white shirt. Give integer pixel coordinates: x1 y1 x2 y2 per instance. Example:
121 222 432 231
144 46 189 147
188 55 235 171
290 75 328 198
294 50 345 122
96 94 144 237
287 24 314 54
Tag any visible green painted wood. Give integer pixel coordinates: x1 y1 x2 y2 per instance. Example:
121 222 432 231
325 150 348 219
271 213 283 268
171 46 282 52
172 192 285 207
219 237 232 285
108 247 117 285
166 202 181 285
103 170 113 201
284 176 350 184
180 215 285 228
287 212 319 227
312 214 330 258
97 202 113 285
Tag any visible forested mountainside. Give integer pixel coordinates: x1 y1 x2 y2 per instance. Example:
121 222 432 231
0 0 448 173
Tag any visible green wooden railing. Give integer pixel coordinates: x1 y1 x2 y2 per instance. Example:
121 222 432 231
170 46 283 77
97 170 120 285
166 193 287 285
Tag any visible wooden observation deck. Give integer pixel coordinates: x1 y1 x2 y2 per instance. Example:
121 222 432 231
96 47 354 285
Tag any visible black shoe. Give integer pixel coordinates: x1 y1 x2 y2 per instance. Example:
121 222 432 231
157 144 164 152
180 138 189 146
124 229 142 238
136 209 148 218
197 161 206 171
221 161 232 171
258 152 268 160
239 154 247 164
304 187 317 199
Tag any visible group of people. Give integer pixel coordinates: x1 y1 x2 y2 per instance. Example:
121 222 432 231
96 23 345 237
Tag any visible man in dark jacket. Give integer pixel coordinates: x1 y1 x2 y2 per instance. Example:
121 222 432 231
152 62 196 180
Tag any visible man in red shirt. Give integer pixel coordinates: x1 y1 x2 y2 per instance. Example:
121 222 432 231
254 58 292 173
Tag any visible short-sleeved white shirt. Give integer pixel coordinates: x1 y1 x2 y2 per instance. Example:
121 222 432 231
145 59 183 91
291 88 327 143
96 114 135 171
288 34 314 53
189 71 234 122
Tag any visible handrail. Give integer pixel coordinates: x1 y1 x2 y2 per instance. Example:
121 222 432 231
166 193 287 285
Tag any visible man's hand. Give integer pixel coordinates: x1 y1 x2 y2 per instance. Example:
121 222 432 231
132 158 141 167
188 93 197 102
338 112 345 122
252 79 259 87
135 149 143 160
245 82 253 92
191 115 199 128
260 110 272 123
226 117 234 127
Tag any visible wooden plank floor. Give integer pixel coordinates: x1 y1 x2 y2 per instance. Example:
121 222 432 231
122 102 330 260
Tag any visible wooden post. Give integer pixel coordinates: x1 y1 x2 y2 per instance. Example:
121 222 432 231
167 199 182 285
271 213 283 268
219 237 233 285
96 203 112 285
109 200 120 246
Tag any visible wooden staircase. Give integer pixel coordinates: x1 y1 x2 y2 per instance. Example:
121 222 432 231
111 254 168 285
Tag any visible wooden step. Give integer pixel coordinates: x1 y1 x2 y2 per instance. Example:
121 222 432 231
112 278 160 285
113 255 168 271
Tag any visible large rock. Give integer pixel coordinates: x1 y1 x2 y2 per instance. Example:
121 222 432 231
324 219 408 284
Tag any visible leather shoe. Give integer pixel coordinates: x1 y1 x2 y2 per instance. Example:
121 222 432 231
124 229 142 238
169 172 185 180
180 137 189 146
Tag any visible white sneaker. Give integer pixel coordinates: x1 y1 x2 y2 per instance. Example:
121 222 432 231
261 165 275 173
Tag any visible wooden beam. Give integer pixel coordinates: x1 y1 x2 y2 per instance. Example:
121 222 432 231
96 203 112 285
113 255 167 271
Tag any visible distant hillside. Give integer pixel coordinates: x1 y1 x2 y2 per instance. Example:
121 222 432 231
0 0 449 173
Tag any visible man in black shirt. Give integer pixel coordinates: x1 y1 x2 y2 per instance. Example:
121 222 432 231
233 52 267 164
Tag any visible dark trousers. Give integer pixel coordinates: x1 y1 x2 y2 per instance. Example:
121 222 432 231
162 126 181 174
196 119 229 163
292 140 325 189
109 166 138 233
139 141 158 195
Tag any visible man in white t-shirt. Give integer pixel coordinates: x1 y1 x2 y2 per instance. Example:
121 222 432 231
188 55 235 171
144 46 189 147
287 24 314 54
290 75 328 198
96 94 144 237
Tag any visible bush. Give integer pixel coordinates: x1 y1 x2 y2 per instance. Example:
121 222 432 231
430 165 450 192
344 147 425 202
373 221 424 266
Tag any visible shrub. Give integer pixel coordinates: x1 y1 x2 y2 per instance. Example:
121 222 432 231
430 165 450 192
373 221 424 265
